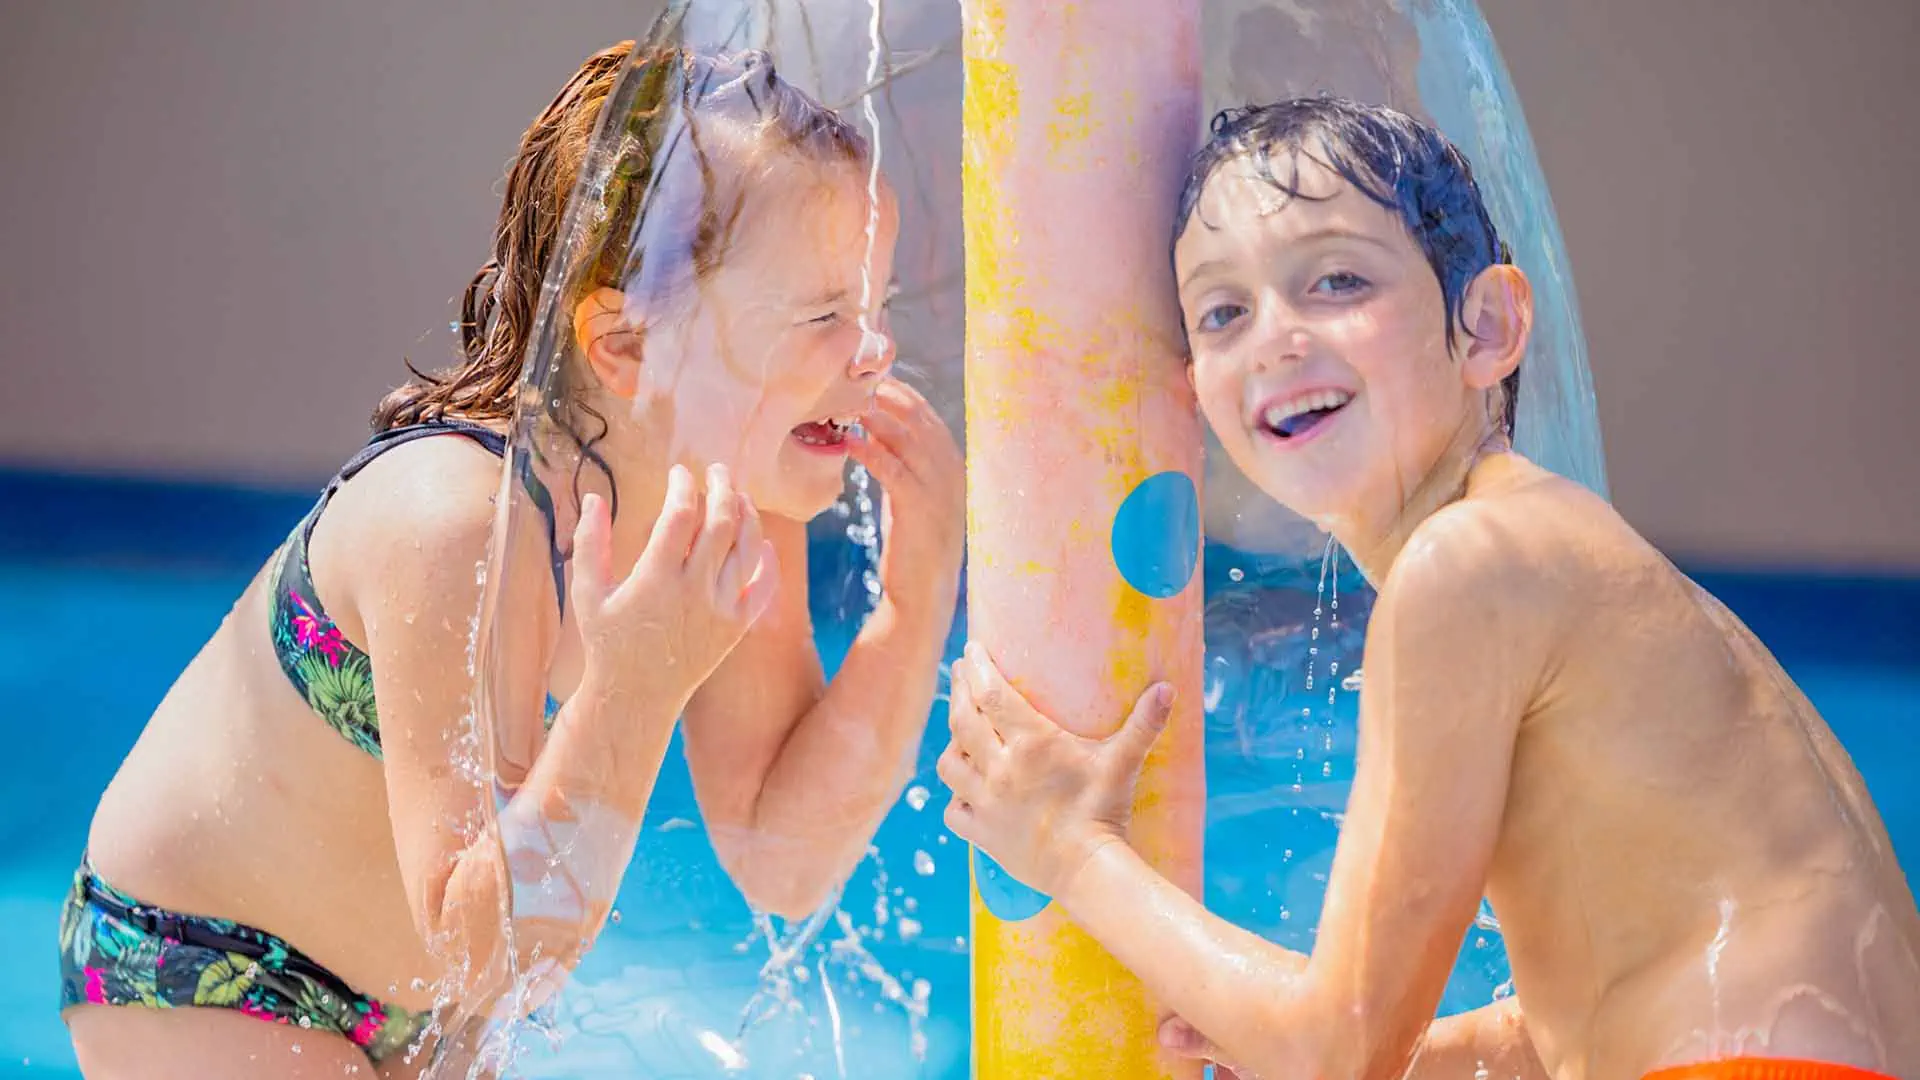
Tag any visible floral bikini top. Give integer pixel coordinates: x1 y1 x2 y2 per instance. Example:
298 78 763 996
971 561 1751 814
268 420 568 760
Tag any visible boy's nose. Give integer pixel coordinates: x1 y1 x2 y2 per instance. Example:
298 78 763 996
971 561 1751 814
1250 316 1313 374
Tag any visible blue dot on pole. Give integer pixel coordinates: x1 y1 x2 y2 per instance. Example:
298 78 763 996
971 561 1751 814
974 847 1051 921
1110 471 1200 599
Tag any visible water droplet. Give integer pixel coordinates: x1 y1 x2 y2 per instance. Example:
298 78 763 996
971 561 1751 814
609 908 622 925
905 785 930 811
1227 566 1244 582
292 1043 304 1053
912 850 935 875
411 978 427 992
896 917 922 942
936 834 948 845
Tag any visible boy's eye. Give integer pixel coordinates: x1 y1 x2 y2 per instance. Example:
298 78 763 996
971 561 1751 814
1195 302 1247 333
807 311 841 326
1310 270 1370 296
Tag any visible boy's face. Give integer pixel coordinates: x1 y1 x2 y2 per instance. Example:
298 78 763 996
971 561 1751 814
1174 151 1481 531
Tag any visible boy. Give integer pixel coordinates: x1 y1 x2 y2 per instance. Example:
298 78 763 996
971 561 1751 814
936 98 1920 1080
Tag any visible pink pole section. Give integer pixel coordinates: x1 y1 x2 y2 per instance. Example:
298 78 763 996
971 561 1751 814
962 0 1205 1075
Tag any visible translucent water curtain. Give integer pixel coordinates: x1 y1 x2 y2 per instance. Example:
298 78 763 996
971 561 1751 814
1193 0 1610 1039
433 0 1606 1076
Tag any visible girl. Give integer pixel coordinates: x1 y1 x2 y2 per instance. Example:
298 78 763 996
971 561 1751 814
941 98 1920 1080
62 41 962 1078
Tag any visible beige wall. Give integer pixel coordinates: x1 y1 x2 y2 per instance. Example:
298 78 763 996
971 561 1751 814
3 2 1916 570
1479 0 1920 570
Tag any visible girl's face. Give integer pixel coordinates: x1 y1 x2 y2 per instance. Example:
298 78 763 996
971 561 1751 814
1173 151 1508 535
589 160 901 521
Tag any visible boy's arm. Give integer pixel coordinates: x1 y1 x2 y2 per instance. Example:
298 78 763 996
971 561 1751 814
960 510 1552 1080
1277 514 1550 1077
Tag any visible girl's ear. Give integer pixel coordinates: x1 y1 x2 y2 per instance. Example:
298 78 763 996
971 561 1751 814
574 286 645 398
1457 263 1532 392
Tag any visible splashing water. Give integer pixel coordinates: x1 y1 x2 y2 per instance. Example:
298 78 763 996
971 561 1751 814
1705 896 1735 1055
840 0 891 613
846 466 883 608
722 842 933 1076
1325 546 1342 708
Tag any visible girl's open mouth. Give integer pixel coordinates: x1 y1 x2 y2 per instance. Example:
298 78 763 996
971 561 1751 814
792 417 857 453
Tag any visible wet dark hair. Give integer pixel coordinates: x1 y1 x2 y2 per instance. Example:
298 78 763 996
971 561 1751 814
1174 96 1519 436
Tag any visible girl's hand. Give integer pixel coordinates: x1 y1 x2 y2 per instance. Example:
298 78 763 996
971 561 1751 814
936 643 1175 899
571 463 779 708
847 376 964 626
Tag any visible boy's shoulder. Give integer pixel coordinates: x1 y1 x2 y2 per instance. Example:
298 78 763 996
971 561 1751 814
1381 462 1616 642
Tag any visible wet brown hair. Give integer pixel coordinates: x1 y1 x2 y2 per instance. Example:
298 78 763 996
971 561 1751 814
372 39 869 433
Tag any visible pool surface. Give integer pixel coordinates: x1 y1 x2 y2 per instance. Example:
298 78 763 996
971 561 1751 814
2 471 1916 1078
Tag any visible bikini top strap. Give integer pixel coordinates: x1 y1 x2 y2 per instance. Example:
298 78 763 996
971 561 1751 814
305 419 570 614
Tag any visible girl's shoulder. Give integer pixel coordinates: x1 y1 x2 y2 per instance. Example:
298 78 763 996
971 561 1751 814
309 431 560 643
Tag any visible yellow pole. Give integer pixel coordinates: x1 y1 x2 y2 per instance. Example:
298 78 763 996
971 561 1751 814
962 1 1205 1076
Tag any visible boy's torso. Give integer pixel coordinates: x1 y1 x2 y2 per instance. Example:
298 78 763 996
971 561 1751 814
1434 458 1920 1077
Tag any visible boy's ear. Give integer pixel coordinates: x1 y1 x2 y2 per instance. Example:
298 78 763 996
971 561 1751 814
574 286 645 398
1458 264 1532 391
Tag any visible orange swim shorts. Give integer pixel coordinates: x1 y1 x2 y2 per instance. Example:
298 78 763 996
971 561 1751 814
1645 1060 1898 1080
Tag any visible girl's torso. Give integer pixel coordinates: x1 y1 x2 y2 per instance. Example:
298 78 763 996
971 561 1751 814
84 421 586 1014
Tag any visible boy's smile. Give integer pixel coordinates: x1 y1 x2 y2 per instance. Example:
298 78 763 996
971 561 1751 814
1252 384 1356 447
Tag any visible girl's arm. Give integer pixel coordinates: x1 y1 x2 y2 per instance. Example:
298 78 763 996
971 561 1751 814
681 378 963 917
355 455 766 1007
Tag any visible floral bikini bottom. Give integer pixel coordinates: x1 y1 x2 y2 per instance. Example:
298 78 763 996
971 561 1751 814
57 857 426 1063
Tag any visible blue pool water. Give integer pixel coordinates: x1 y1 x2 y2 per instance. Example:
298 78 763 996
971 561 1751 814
1 472 1916 1078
